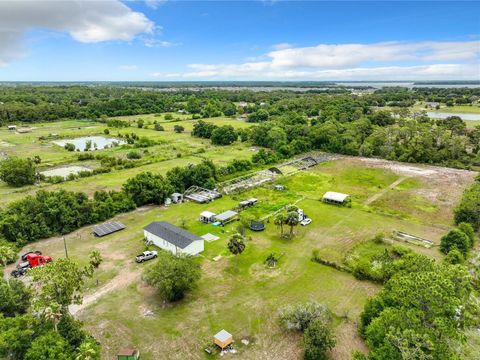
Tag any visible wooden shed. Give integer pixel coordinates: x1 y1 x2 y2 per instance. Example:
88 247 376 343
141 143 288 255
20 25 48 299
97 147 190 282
117 348 140 360
214 329 233 349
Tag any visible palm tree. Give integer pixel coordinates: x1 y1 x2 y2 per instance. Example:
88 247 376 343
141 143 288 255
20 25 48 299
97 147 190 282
227 233 246 272
274 213 286 237
285 211 300 239
89 250 103 286
44 302 62 332
75 340 99 360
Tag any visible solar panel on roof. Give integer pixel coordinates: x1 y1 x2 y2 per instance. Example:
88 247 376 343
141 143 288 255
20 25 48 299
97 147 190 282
93 221 126 237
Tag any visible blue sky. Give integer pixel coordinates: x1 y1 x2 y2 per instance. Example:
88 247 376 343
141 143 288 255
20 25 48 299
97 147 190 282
0 1 479 81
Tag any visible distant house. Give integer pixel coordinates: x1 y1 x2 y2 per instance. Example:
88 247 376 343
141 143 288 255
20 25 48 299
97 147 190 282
144 221 204 256
238 101 248 107
426 102 440 109
7 125 16 131
322 191 350 206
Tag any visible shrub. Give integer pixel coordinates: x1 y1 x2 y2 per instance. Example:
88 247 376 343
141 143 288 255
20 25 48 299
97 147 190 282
137 119 144 128
440 228 471 256
444 248 465 265
126 151 141 160
303 320 336 360
103 128 110 135
164 113 173 120
457 222 476 247
142 252 201 302
174 125 184 133
279 301 331 332
64 143 76 151
154 123 164 131
0 277 31 317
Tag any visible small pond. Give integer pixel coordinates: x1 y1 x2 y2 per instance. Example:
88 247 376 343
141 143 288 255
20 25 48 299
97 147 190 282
40 165 91 179
427 112 480 121
52 136 126 151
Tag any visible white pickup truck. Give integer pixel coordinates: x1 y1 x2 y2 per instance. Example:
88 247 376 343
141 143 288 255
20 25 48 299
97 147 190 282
135 250 158 263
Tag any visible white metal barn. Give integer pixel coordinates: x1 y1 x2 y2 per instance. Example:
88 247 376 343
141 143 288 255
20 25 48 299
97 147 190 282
322 191 350 205
143 221 204 256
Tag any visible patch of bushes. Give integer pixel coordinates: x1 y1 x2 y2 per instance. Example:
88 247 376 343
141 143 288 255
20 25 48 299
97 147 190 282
279 302 336 360
64 143 76 151
126 150 142 160
311 249 352 273
106 119 130 128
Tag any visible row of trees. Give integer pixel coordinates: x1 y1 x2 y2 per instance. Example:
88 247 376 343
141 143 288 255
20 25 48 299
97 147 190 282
454 176 480 230
244 110 479 168
0 160 220 247
2 84 478 125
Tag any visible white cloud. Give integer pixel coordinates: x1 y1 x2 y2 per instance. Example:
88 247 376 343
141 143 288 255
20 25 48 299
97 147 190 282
143 38 178 48
118 65 138 71
0 0 154 66
156 40 480 80
145 0 167 10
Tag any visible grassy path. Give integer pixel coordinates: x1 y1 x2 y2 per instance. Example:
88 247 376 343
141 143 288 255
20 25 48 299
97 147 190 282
363 176 408 206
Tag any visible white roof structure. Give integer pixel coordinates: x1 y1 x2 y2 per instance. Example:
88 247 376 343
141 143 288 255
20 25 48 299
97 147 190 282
200 211 216 218
202 233 219 242
322 191 350 203
214 330 232 342
215 210 238 222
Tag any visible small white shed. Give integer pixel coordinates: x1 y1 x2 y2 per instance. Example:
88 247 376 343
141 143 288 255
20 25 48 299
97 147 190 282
322 191 350 205
200 211 216 223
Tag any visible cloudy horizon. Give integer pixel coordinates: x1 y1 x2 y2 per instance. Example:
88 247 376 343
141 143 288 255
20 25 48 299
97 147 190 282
0 0 478 81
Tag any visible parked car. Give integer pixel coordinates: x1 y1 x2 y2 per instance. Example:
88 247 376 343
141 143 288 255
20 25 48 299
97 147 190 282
21 250 42 261
300 218 312 226
135 250 158 263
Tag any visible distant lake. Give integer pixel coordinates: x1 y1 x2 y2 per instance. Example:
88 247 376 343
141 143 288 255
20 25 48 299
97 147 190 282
427 112 480 121
53 136 126 151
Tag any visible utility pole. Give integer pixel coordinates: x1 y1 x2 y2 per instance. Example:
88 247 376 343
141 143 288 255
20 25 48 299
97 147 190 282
63 236 69 259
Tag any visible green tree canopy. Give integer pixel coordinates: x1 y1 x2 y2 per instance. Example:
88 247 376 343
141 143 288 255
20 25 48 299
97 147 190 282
122 172 173 206
0 156 37 187
303 320 336 360
143 252 201 302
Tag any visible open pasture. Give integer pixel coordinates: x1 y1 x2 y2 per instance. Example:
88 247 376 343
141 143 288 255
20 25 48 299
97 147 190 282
0 116 254 206
6 156 474 359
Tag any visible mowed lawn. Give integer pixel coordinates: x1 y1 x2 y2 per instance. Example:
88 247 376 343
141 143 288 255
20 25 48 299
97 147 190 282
0 116 255 206
7 158 464 360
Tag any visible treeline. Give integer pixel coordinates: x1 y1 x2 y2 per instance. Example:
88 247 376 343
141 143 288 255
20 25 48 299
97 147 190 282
454 175 480 230
0 160 218 246
245 110 479 168
1 85 479 126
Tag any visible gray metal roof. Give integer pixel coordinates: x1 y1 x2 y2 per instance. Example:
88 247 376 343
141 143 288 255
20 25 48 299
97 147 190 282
215 210 238 222
144 221 202 249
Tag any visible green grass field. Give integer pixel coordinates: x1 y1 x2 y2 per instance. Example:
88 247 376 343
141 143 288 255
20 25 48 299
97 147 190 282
0 116 255 206
8 157 472 359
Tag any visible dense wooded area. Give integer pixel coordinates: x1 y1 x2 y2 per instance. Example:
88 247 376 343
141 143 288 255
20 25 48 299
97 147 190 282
1 84 479 360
